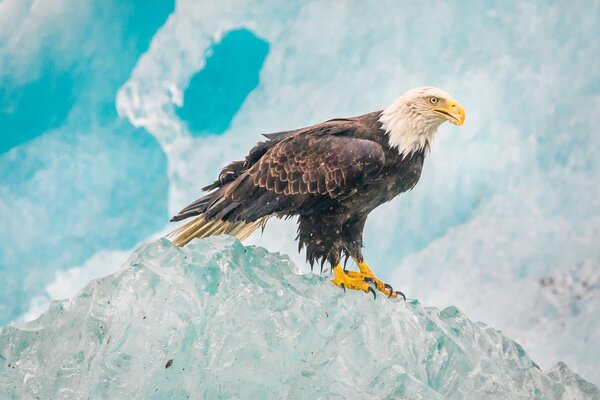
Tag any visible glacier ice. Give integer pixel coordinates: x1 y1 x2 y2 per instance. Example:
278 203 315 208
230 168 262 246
114 0 600 385
1 237 598 399
175 28 269 135
1 0 599 389
0 0 173 324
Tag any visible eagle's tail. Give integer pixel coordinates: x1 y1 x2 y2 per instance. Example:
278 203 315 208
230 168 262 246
167 215 269 247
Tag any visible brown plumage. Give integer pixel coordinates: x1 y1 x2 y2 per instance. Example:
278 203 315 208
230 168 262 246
168 87 466 275
168 112 420 268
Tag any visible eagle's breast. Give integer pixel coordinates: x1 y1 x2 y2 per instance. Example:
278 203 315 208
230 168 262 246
338 149 424 215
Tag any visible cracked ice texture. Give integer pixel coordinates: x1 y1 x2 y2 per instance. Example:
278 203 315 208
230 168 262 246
1 237 598 399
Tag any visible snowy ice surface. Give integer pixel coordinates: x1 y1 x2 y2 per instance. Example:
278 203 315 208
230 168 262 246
1 0 599 387
1 237 599 400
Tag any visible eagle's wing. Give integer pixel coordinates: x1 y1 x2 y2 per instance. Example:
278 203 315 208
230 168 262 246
197 123 386 221
171 120 386 224
243 132 385 198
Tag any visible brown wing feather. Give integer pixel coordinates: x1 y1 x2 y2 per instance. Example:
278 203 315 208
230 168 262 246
172 118 385 223
243 129 385 200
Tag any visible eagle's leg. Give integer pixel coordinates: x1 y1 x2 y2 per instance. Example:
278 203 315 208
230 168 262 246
334 215 404 300
330 264 376 299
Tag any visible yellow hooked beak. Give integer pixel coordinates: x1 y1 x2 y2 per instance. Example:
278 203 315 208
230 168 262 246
433 100 466 126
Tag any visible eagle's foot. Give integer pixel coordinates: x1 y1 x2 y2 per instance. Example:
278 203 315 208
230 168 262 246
353 260 405 300
330 262 405 300
330 264 376 299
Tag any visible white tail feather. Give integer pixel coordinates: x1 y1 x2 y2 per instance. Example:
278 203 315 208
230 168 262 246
167 216 269 247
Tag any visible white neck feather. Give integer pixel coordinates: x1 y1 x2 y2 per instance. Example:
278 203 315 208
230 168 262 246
379 98 442 158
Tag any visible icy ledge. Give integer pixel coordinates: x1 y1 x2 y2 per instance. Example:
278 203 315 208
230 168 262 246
0 237 598 400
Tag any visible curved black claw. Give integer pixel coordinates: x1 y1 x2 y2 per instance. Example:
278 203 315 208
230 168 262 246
384 283 394 298
364 277 376 284
367 286 376 300
341 283 346 292
395 290 407 301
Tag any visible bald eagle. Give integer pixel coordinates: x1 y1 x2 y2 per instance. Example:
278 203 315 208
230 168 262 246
169 87 465 299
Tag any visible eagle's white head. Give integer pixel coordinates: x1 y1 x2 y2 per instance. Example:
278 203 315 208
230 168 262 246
379 87 465 158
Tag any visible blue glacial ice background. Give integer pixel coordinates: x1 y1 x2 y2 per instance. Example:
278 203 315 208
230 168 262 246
1 0 599 385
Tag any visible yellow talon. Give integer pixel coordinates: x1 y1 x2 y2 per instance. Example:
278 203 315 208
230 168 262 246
330 261 400 299
355 260 397 298
330 264 372 295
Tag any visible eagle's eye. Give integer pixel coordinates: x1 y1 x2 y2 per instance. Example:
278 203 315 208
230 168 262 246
429 97 439 104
